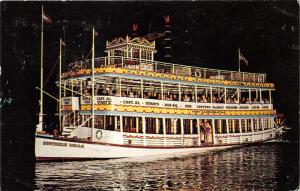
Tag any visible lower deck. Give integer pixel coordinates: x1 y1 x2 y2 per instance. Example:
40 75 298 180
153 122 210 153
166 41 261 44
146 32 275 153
62 112 276 145
67 124 281 147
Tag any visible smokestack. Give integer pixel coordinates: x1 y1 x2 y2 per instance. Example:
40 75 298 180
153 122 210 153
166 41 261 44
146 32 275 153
163 15 173 62
132 23 138 37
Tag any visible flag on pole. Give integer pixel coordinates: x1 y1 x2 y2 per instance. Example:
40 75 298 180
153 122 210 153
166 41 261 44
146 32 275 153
239 51 248 65
94 30 99 37
42 11 52 24
60 39 66 46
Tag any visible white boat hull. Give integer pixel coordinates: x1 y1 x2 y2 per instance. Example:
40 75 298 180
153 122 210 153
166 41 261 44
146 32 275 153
35 135 239 161
35 127 284 161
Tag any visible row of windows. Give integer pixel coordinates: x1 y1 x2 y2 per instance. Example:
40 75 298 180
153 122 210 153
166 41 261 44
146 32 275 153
63 114 273 135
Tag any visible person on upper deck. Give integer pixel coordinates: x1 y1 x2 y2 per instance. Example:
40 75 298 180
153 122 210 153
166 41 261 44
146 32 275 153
191 95 195 102
233 98 239 104
172 94 178 101
183 95 190 102
241 97 246 104
246 98 251 104
212 97 217 103
253 98 258 104
201 95 208 103
121 91 127 97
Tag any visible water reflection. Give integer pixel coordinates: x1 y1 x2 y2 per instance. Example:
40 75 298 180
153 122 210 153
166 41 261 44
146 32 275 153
35 144 295 190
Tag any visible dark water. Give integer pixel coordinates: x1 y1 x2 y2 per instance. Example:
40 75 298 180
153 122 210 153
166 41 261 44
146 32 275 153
34 143 299 191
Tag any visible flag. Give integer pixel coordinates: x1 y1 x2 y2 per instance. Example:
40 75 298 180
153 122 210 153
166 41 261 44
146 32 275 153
94 30 99 37
132 24 138 31
239 51 248 65
164 15 171 23
42 11 52 24
60 39 66 46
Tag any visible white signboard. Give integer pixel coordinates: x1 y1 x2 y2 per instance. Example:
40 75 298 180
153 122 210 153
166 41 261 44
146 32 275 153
80 96 272 110
62 97 79 110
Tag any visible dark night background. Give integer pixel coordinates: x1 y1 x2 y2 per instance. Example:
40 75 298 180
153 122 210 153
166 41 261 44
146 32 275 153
1 1 299 190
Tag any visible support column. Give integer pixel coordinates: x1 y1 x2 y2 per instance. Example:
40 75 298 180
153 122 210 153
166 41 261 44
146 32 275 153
81 115 84 127
224 88 227 104
239 119 242 133
181 118 184 145
269 90 272 104
178 83 181 101
197 119 201 145
232 119 236 133
161 82 164 100
103 115 106 129
120 115 123 132
114 116 118 130
119 77 122 97
271 117 274 128
262 118 265 140
251 118 254 132
136 117 139 133
195 85 198 103
64 81 66 97
151 51 154 61
256 118 259 131
219 119 222 133
155 118 159 134
141 79 143 99
259 89 262 103
173 119 177 134
80 80 83 95
226 119 230 144
142 116 146 146
212 119 215 144
190 119 193 134
256 90 258 100
71 80 74 96
237 88 240 103
210 86 213 103
163 118 166 146
245 119 248 132
249 89 251 103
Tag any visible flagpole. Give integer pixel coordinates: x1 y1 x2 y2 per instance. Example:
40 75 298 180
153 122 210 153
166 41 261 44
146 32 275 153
37 5 44 132
59 38 62 133
238 48 241 72
91 27 95 142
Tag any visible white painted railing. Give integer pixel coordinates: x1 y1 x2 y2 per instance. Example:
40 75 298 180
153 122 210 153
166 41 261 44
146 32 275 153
66 56 267 83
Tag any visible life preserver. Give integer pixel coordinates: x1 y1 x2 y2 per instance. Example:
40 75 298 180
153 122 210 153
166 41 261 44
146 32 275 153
195 69 202 78
96 130 103 139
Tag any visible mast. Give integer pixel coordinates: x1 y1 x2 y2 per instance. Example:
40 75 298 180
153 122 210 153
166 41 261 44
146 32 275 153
238 48 241 72
37 6 44 132
91 27 95 141
59 38 62 132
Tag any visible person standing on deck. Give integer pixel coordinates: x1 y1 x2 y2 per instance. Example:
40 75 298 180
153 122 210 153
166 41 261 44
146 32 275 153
204 121 211 143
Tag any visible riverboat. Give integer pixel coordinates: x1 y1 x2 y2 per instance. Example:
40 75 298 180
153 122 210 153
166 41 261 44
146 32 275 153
35 19 284 161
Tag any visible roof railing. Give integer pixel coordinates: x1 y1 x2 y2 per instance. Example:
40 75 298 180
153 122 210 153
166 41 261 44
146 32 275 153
65 56 267 83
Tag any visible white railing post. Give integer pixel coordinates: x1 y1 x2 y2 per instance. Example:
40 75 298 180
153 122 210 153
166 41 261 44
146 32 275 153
121 57 124 68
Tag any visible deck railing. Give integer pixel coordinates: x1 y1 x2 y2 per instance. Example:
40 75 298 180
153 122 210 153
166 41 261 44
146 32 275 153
66 56 267 83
